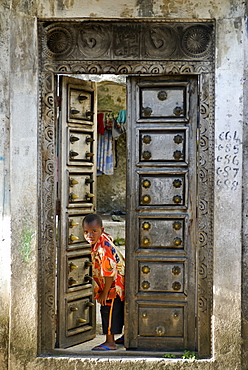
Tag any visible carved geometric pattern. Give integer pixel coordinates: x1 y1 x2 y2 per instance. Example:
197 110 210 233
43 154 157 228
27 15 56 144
38 19 215 357
181 25 212 58
40 21 214 62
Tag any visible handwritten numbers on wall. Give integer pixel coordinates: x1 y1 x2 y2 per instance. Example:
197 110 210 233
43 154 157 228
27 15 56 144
216 131 241 191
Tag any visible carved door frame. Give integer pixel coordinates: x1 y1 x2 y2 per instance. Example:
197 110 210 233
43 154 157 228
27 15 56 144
38 19 215 357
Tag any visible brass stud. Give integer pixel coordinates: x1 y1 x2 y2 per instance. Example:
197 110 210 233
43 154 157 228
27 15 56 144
86 192 94 199
68 277 78 286
142 222 151 230
69 219 79 228
174 237 182 246
173 150 182 160
78 318 87 323
172 266 181 275
142 280 150 289
173 179 182 188
84 260 92 268
70 135 80 143
70 234 79 242
69 192 79 201
86 152 94 158
78 94 88 102
173 195 182 204
172 281 181 291
69 262 78 270
173 310 179 318
142 312 147 318
173 134 183 144
143 135 152 144
86 301 94 307
142 107 152 117
86 136 94 143
142 151 151 160
70 108 80 115
142 179 151 188
142 195 151 204
157 90 167 101
70 178 79 187
85 178 94 184
143 237 150 246
173 106 183 116
173 221 182 231
69 305 78 312
69 150 79 158
142 265 150 274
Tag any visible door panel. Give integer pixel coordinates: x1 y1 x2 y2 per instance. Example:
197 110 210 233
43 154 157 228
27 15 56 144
126 76 197 351
57 76 97 348
138 81 189 122
139 129 187 164
139 216 187 250
139 173 187 207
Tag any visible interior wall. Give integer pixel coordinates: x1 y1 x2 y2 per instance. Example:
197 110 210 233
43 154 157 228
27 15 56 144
96 81 127 214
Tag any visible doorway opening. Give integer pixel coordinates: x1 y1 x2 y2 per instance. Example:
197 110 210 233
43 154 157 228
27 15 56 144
38 19 215 358
54 73 200 354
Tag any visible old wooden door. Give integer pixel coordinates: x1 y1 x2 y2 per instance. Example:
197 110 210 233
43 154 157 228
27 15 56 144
56 76 97 348
125 75 198 351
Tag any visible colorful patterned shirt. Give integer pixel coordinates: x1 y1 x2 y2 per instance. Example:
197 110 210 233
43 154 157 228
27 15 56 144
91 232 125 302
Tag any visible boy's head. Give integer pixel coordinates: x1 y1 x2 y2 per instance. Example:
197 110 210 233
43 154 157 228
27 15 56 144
83 214 104 245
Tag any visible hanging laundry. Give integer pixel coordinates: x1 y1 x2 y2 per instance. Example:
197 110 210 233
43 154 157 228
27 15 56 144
97 113 105 135
113 110 126 139
116 110 126 124
105 113 114 130
97 131 114 175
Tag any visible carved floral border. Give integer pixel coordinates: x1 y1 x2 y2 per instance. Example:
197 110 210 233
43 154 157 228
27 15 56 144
38 20 215 356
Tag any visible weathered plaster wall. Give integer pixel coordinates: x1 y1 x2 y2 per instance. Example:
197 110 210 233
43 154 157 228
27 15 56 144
242 14 248 369
0 0 246 369
0 2 11 369
8 11 39 370
213 17 244 369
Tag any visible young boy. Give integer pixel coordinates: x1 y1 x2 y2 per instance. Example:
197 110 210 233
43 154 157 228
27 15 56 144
83 213 125 350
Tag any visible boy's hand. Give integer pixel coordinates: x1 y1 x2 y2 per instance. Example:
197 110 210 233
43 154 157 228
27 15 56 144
97 291 109 306
97 276 114 305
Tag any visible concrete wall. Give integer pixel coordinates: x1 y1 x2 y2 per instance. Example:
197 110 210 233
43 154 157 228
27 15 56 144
0 0 246 369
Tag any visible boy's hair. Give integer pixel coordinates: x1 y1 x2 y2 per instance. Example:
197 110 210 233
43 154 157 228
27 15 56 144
83 213 103 227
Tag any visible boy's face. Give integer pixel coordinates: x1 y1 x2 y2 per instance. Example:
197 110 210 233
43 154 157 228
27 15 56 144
83 220 104 245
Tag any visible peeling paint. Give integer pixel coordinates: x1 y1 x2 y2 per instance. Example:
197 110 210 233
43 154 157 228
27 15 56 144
57 0 75 10
136 0 154 17
120 7 134 18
